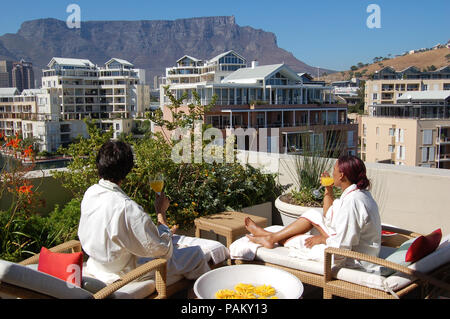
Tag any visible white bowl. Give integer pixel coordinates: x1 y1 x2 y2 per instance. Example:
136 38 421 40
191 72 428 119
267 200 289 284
194 264 304 299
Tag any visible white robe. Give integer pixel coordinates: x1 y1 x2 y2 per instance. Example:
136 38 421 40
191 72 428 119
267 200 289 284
78 179 210 284
284 184 382 272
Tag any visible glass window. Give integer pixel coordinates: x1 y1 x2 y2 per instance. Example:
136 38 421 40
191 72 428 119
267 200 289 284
423 129 433 145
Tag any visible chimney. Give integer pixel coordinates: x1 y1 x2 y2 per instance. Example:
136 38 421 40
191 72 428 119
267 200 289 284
251 60 259 69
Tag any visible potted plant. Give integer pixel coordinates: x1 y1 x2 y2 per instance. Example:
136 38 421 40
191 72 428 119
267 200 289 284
275 134 344 225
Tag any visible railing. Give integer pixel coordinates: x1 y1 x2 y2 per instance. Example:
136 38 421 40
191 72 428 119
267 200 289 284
437 136 450 143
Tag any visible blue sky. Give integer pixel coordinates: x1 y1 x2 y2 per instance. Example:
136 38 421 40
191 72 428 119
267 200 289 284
0 0 448 71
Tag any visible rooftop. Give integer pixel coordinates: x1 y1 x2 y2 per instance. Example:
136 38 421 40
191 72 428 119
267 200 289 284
48 57 95 68
0 88 19 97
397 90 450 101
222 64 302 83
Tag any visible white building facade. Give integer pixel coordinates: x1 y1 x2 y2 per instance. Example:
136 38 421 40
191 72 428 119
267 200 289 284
0 58 141 152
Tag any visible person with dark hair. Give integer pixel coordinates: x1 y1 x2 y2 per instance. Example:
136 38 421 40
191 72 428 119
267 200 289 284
244 155 381 272
78 141 211 285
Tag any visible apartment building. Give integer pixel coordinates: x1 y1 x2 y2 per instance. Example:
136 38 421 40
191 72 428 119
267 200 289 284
364 65 450 115
0 57 144 152
360 91 450 169
159 50 357 155
0 60 14 88
12 59 35 92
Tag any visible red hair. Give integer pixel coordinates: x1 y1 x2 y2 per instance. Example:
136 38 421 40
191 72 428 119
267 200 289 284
337 155 370 190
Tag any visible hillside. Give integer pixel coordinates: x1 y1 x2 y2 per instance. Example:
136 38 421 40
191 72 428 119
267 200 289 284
320 47 449 83
0 16 335 86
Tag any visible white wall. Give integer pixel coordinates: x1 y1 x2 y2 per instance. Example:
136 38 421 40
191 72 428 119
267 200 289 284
237 150 450 235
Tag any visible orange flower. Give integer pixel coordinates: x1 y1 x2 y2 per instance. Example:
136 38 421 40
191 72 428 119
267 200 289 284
23 145 33 158
6 138 20 149
18 185 33 195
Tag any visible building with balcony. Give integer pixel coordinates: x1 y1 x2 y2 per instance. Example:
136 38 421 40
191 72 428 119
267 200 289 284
360 91 450 169
0 57 145 152
331 79 362 106
159 51 357 155
364 65 450 114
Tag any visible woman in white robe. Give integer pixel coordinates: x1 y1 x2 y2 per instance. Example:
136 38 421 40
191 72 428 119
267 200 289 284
245 155 381 272
78 141 210 285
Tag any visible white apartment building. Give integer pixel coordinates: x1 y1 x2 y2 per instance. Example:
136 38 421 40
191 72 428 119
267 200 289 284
365 65 450 115
0 58 143 152
159 50 357 155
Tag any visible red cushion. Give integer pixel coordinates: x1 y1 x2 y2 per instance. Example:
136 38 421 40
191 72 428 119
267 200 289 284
405 229 442 263
37 247 83 287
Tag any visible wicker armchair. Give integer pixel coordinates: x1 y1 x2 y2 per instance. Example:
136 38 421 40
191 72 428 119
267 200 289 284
0 240 169 299
232 225 450 299
323 225 450 299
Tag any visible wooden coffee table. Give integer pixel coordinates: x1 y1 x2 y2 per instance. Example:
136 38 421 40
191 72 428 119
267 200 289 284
194 211 268 248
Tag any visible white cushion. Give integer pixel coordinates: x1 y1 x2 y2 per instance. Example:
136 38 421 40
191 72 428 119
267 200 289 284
26 263 156 299
0 260 93 299
383 234 450 292
256 246 324 275
112 279 156 299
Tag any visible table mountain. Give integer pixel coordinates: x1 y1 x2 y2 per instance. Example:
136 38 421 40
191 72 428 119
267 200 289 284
0 16 334 87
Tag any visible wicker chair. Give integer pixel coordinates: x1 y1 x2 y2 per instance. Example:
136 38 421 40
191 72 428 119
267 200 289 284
0 240 175 299
232 225 450 299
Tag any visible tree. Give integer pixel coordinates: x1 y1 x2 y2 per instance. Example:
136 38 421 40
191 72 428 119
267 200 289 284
350 65 358 71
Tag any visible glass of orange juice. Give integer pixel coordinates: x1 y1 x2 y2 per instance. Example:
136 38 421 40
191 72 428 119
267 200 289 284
150 173 164 195
320 176 334 187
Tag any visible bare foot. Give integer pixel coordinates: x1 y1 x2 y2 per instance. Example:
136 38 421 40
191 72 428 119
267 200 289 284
244 217 271 237
246 234 275 249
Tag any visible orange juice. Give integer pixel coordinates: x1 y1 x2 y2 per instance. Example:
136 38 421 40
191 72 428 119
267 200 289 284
150 180 164 193
321 177 334 187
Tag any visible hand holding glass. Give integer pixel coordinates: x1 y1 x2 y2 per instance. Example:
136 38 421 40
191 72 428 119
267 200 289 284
320 176 334 187
150 173 164 195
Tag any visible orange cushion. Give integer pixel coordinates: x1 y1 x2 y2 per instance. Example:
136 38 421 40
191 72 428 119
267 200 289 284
405 229 442 263
37 247 83 287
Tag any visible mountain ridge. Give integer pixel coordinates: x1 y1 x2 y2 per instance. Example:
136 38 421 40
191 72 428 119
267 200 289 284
0 16 334 87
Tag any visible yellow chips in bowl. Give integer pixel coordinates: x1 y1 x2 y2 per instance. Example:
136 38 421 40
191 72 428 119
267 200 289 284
215 283 277 299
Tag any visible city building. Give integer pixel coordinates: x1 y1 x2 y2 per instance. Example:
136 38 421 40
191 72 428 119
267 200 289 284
364 65 450 115
158 50 357 155
360 91 450 169
0 60 14 88
0 57 143 152
12 59 35 92
331 79 362 106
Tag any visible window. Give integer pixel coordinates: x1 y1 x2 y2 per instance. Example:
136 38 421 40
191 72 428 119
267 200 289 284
372 93 378 100
422 147 435 162
423 129 433 145
347 131 354 147
395 128 404 143
376 127 380 135
397 145 405 160
363 124 367 137
389 128 395 136
388 145 394 152
376 143 379 150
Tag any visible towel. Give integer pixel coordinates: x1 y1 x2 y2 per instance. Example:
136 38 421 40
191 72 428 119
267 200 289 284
230 209 334 262
172 235 230 265
229 225 284 260
283 234 327 261
282 209 334 262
